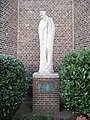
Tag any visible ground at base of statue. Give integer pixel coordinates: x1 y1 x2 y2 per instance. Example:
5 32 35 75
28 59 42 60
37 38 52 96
13 98 76 120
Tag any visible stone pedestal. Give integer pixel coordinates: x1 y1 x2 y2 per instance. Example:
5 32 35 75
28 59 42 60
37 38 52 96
33 72 60 113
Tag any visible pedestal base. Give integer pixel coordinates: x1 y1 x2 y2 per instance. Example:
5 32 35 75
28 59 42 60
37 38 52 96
33 72 60 113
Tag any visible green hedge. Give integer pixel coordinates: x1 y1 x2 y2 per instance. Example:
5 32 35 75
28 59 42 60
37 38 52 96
60 48 90 115
0 55 29 119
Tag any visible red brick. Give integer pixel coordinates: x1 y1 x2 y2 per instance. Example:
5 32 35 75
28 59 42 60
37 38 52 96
33 77 60 113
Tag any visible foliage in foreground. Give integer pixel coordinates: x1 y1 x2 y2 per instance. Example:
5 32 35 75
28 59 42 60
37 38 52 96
32 114 55 120
13 113 55 120
60 48 90 116
0 54 29 119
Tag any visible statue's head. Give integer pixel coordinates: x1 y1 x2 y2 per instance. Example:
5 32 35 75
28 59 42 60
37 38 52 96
40 11 47 19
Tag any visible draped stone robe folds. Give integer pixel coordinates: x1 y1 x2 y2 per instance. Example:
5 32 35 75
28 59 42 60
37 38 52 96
38 16 55 74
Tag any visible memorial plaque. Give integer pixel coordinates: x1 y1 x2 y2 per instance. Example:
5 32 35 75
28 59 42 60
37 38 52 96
38 81 54 94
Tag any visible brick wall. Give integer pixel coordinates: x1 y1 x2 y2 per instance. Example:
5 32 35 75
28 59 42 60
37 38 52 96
0 0 18 57
17 0 73 75
74 0 90 50
1 0 90 74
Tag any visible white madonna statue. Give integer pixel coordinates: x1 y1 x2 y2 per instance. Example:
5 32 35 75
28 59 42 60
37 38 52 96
38 11 55 74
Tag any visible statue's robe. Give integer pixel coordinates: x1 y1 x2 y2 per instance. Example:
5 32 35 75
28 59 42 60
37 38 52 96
38 17 55 74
